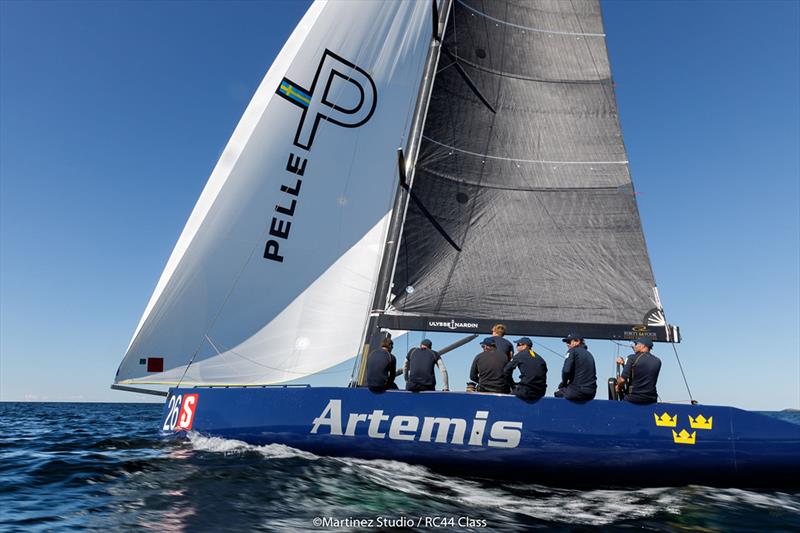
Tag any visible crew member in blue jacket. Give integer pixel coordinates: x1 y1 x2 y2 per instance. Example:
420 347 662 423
615 337 661 404
490 324 514 360
404 339 449 392
554 333 597 401
504 337 547 400
364 338 398 392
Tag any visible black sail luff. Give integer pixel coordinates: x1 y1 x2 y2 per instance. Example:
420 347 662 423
387 0 678 342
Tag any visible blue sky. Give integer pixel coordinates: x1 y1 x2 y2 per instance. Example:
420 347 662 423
1 1 797 410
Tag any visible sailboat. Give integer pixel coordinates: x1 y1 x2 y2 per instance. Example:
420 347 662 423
113 0 799 488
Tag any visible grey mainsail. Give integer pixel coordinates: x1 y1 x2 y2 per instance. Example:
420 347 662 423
382 0 678 342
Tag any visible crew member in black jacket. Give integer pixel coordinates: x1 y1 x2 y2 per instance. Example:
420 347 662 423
554 333 597 401
469 338 510 393
615 337 661 404
504 337 547 400
364 338 398 392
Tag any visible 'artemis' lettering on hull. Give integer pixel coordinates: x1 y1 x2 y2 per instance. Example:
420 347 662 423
310 399 522 448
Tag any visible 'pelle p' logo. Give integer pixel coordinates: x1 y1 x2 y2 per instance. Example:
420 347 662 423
277 49 377 150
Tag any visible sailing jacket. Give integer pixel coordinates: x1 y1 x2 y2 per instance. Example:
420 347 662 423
490 336 513 359
504 349 547 398
364 349 397 391
404 347 448 391
559 346 597 396
470 349 511 393
621 351 661 404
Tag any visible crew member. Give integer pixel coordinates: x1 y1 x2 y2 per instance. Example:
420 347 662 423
490 324 513 360
364 337 398 392
469 338 510 393
554 333 597 401
504 337 547 400
615 338 661 404
404 339 449 392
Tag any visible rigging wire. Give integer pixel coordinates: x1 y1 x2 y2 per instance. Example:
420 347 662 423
532 340 567 359
672 343 696 404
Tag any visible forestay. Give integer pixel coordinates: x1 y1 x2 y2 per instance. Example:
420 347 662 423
116 0 433 385
386 0 678 341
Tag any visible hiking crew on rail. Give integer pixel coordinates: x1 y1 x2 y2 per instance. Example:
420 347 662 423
362 329 659 403
403 339 449 392
615 338 661 404
554 333 597 401
504 337 547 400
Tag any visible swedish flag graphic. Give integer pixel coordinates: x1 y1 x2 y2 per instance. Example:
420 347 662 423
278 79 311 108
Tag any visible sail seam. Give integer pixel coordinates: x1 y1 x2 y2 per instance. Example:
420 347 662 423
450 54 609 84
423 136 628 165
457 0 606 37
417 168 627 192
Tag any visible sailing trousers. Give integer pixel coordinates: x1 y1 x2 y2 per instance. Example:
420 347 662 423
554 385 595 402
512 384 544 401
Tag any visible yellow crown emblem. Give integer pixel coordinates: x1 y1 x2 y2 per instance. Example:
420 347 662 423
672 429 696 445
689 415 713 430
654 412 677 427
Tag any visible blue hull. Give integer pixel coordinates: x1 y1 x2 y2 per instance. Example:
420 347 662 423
161 386 800 488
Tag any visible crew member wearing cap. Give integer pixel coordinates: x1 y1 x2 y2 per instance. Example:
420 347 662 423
404 339 449 392
490 324 513 360
554 333 597 401
615 338 661 404
364 337 399 392
469 338 510 393
504 337 547 400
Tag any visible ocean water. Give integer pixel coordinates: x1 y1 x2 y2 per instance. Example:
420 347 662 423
1 403 798 532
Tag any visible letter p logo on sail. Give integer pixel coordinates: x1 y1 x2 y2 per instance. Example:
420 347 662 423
277 49 377 150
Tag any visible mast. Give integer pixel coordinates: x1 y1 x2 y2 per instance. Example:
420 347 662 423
354 0 452 386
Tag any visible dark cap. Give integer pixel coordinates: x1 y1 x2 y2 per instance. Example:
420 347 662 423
515 337 533 346
420 339 432 348
634 337 654 349
480 337 496 346
561 333 583 343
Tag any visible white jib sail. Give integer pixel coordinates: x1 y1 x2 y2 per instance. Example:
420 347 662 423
116 0 433 385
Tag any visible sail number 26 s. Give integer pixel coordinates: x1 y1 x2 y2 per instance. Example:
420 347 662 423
162 394 198 432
